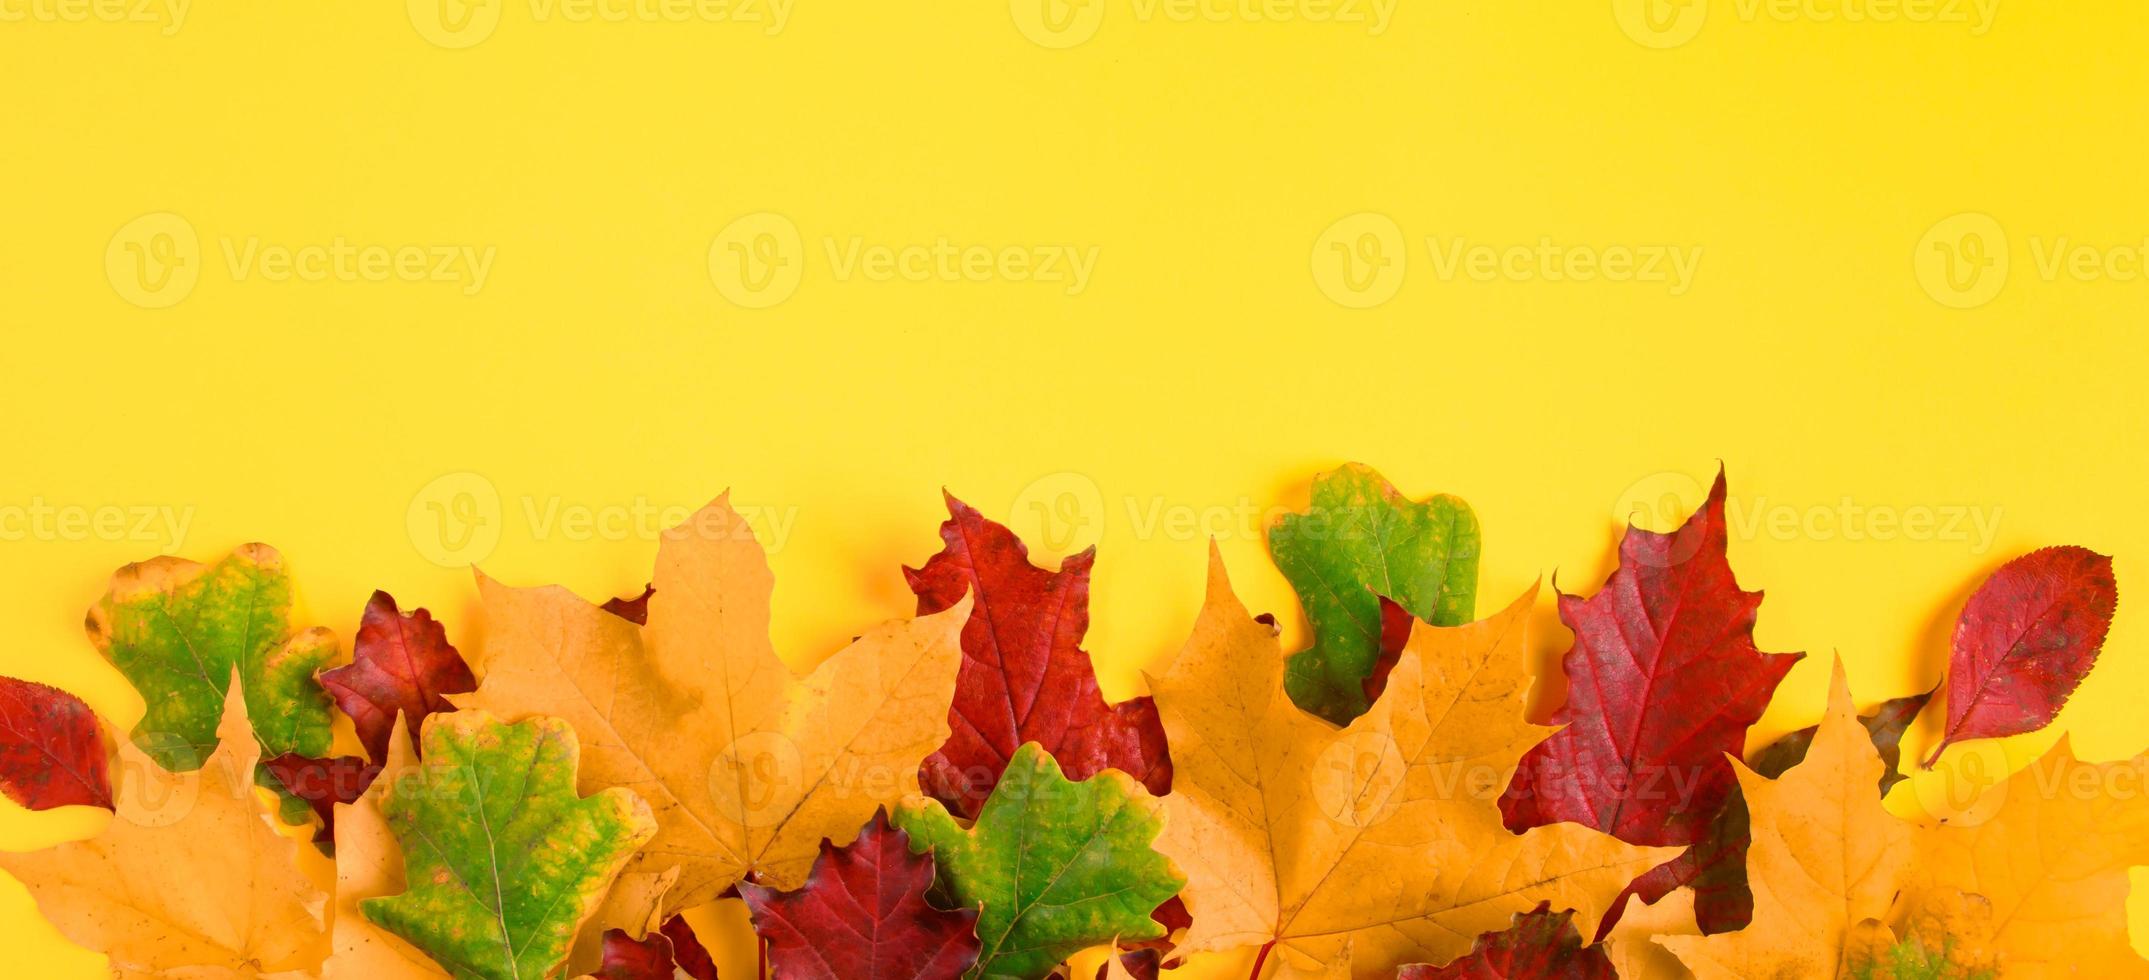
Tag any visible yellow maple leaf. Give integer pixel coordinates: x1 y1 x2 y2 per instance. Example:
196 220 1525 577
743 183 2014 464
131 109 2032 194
1899 736 2149 978
1603 889 1700 980
452 494 970 928
1658 659 1914 979
0 674 327 978
1151 548 1673 979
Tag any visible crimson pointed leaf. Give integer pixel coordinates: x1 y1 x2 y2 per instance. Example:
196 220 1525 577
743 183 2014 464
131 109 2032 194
1923 545 2117 768
738 810 980 980
0 675 113 811
1397 904 1614 979
317 591 476 764
661 916 720 980
1500 470 1801 847
907 493 1169 818
602 585 655 626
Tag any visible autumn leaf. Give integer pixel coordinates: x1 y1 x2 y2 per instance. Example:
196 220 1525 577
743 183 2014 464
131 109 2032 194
0 674 113 811
1899 736 2149 976
1923 546 2118 768
456 493 971 926
1500 471 1801 849
362 711 658 980
0 675 328 976
1847 888 1998 980
1270 463 1481 724
262 751 378 847
1152 549 1671 978
317 590 477 765
1657 661 1913 978
906 493 1169 818
739 809 980 980
326 718 449 980
1395 904 1614 979
894 743 1183 980
600 585 655 625
584 919 719 980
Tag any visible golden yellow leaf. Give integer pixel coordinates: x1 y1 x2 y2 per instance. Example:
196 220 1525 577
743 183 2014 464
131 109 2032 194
1657 659 1913 979
1151 548 1673 979
453 494 970 926
0 674 327 978
1603 889 1699 980
1900 736 2149 978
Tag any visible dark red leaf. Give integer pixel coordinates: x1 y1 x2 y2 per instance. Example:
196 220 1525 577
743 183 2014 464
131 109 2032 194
1097 947 1162 980
1923 546 2117 768
0 675 112 811
317 591 476 764
738 810 980 980
659 915 720 980
1359 594 1415 706
907 493 1171 818
1398 904 1614 979
261 752 378 844
602 585 655 626
1500 470 1801 848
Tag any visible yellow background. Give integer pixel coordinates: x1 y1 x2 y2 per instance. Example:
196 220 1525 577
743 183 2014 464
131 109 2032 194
2 1 2145 975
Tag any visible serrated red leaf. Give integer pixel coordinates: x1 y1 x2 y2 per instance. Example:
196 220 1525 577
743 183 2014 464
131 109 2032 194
0 675 112 811
738 810 980 980
1923 545 2117 768
602 585 655 626
261 752 377 844
906 493 1170 817
1499 470 1801 847
317 590 477 764
1397 904 1614 979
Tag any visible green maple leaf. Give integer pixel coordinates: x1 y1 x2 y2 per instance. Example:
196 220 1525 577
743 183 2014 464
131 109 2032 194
363 712 656 980
1270 463 1481 723
895 743 1184 980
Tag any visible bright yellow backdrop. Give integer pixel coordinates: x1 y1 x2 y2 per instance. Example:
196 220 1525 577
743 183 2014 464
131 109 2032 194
3 1 2145 976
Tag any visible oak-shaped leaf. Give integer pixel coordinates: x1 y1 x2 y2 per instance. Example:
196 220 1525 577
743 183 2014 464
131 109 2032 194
1153 550 1672 978
894 743 1183 980
0 674 113 811
362 712 657 980
318 590 476 764
739 809 980 980
1269 463 1481 724
1396 904 1614 979
907 493 1168 818
0 675 328 976
1923 545 2117 768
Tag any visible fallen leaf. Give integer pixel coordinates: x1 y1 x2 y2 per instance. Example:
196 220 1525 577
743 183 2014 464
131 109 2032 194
1847 887 1998 980
739 809 980 980
1923 546 2118 768
262 751 378 846
1657 660 1913 978
1395 904 1614 979
582 918 718 980
0 674 113 811
1152 549 1671 978
1500 470 1801 847
658 916 720 980
907 493 1169 818
362 712 658 980
1270 463 1481 724
601 586 655 626
1601 890 1699 980
317 590 477 764
0 674 328 977
894 743 1183 980
326 719 448 979
456 494 971 924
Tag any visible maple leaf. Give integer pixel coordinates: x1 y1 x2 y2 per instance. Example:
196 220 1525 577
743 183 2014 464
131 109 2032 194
262 751 378 847
456 493 971 924
893 743 1184 980
584 918 719 980
1395 904 1614 979
1269 463 1481 724
1898 736 2149 976
317 590 477 765
1922 545 2118 768
0 674 328 977
0 674 113 811
362 711 658 980
738 809 980 980
1500 470 1801 850
1656 661 1913 978
906 493 1169 818
1152 549 1672 978
1846 888 1999 980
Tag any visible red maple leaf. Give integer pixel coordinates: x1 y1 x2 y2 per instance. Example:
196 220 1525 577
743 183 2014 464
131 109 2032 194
262 752 378 845
738 810 981 980
906 493 1170 818
589 917 718 980
317 591 477 764
1923 545 2117 767
1499 470 1800 848
1398 904 1614 979
0 675 112 811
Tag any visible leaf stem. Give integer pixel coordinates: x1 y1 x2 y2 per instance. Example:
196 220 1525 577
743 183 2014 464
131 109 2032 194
1249 940 1276 980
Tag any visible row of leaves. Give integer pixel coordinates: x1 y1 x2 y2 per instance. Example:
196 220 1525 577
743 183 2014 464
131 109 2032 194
0 463 2131 979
